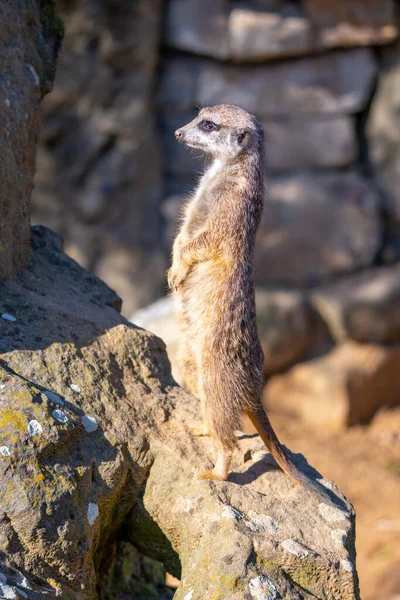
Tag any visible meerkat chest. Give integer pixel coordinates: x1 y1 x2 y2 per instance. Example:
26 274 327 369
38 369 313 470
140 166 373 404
187 159 225 224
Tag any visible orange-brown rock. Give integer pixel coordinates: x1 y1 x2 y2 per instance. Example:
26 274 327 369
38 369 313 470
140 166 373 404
266 342 400 431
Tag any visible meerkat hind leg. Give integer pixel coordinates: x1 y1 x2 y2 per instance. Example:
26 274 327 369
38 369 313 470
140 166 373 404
200 447 233 481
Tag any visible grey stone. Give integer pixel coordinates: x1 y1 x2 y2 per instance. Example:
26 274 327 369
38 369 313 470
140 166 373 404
0 0 62 279
263 117 357 172
32 0 166 316
256 290 315 374
368 39 400 228
164 0 229 60
228 3 313 62
312 265 400 344
161 49 377 116
305 0 398 49
255 172 381 286
164 0 397 62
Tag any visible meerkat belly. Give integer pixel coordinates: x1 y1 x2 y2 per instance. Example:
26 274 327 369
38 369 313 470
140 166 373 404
178 260 226 329
180 259 256 353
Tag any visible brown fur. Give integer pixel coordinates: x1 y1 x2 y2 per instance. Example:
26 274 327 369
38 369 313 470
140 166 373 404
168 105 334 502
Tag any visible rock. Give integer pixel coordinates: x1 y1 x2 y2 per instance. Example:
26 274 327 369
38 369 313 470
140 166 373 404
263 117 357 172
255 172 381 286
164 0 397 62
0 0 62 279
0 226 358 599
161 49 377 116
266 341 400 431
305 0 398 49
367 39 400 229
312 264 400 344
132 296 183 384
32 0 166 316
165 0 315 62
228 3 313 62
256 290 318 374
164 0 229 60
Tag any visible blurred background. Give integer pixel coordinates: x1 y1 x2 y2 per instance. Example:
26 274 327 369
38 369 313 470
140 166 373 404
32 1 400 599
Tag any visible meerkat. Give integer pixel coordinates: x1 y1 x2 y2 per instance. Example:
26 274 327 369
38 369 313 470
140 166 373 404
168 104 332 501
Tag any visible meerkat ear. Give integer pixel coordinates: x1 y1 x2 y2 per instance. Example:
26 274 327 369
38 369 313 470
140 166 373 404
236 129 251 147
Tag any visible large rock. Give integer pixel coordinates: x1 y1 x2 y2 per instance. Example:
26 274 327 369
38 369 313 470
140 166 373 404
164 0 230 60
305 0 398 49
165 0 314 62
161 49 377 117
0 227 358 599
32 0 166 316
367 39 400 229
263 117 357 172
266 341 400 431
164 0 397 62
256 172 381 286
312 264 400 344
0 0 62 279
256 289 329 374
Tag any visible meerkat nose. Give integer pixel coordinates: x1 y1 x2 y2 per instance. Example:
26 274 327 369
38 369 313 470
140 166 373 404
175 129 184 140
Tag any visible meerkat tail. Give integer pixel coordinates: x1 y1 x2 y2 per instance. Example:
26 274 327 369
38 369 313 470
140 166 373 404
245 406 336 505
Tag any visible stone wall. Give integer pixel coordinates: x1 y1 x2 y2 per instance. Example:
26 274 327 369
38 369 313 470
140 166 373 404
32 0 165 314
32 0 400 315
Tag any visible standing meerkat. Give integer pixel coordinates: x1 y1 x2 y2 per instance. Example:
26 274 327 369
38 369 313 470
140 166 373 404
168 104 331 499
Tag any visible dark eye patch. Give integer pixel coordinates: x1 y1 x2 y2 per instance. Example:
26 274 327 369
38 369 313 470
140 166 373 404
199 120 219 132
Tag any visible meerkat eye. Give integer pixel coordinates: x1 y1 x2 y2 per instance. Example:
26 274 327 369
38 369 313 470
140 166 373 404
200 120 218 132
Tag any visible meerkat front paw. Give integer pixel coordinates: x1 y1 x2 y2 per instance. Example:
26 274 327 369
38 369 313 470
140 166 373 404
199 470 226 481
167 266 189 291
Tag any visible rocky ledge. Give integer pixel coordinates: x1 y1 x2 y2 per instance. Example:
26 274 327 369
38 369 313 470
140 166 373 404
0 228 358 599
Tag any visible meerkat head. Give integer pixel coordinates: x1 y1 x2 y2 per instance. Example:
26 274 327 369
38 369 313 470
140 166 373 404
175 104 263 160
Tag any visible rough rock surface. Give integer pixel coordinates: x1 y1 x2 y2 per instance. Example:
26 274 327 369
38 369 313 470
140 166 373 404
256 172 381 286
368 39 400 229
255 290 322 374
164 0 397 61
0 0 62 279
0 228 358 598
31 0 165 316
132 296 183 384
304 0 398 48
161 50 377 117
267 341 400 431
312 265 400 344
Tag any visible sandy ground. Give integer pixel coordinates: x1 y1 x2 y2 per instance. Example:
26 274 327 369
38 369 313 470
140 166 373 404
267 407 400 600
